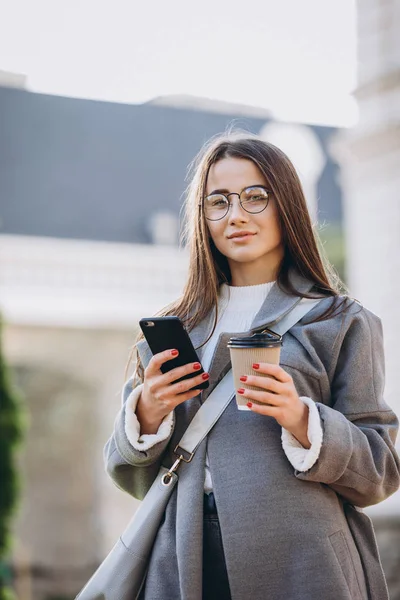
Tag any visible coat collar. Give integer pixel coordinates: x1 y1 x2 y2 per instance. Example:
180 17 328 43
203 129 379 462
250 266 316 332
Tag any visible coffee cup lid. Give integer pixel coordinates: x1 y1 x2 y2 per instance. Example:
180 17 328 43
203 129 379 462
227 331 282 349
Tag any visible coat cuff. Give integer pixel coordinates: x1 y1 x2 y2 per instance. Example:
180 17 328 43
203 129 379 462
124 383 174 451
281 397 323 472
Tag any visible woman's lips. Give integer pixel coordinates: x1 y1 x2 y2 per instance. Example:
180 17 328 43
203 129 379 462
228 233 256 242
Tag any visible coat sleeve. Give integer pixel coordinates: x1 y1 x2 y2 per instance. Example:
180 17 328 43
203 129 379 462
104 376 175 500
295 306 400 508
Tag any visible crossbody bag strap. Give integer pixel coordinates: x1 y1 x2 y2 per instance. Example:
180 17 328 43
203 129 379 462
164 296 325 480
267 296 324 336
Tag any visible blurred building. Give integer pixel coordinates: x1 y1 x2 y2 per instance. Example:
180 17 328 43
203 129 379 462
0 55 395 597
333 0 400 596
0 68 27 89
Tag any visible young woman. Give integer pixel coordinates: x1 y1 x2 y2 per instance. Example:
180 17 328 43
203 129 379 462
105 133 400 600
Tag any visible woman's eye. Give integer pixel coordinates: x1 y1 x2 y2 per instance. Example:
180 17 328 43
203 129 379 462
246 195 264 202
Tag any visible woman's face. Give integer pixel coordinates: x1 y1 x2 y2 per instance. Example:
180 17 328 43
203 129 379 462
205 157 284 285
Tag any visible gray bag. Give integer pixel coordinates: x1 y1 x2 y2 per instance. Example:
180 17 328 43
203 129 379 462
76 466 178 600
76 297 323 600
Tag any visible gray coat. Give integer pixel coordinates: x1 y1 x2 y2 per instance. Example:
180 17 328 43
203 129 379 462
104 268 400 600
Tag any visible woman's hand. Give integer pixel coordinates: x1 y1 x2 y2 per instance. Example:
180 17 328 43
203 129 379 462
237 362 311 448
136 349 209 434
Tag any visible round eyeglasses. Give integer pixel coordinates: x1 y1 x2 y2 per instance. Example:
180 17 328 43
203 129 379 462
202 186 271 221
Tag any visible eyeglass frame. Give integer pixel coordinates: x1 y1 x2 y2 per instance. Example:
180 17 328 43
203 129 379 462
200 185 272 221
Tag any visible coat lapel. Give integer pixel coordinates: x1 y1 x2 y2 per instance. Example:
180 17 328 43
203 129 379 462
200 267 316 400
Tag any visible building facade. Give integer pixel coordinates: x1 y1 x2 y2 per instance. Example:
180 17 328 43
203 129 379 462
2 64 397 595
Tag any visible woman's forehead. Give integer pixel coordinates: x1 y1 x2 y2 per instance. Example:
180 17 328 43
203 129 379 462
206 157 267 194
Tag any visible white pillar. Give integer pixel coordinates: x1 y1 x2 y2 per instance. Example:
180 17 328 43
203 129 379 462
259 122 326 223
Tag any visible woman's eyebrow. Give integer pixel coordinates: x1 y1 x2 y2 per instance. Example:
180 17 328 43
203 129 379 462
209 188 230 195
208 184 266 195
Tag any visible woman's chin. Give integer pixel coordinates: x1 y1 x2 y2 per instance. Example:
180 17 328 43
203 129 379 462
226 250 263 264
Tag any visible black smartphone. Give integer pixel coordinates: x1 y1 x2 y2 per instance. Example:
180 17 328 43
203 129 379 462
139 316 209 390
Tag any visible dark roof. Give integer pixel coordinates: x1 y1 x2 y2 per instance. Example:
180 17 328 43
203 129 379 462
0 86 342 244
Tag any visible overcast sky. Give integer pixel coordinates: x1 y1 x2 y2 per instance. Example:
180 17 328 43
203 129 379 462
0 0 357 126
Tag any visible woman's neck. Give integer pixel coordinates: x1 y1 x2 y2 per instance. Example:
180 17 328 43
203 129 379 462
229 266 278 287
228 254 282 287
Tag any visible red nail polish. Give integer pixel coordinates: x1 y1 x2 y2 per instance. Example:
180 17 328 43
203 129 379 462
240 375 247 382
193 363 201 370
202 373 210 380
247 402 253 408
237 388 245 394
252 363 260 370
171 350 179 356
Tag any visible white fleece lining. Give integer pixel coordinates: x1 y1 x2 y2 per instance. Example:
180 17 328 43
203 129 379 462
124 383 174 452
281 397 323 472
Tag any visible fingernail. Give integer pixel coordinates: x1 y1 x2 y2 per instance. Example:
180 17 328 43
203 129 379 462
252 363 260 370
171 350 179 356
237 388 245 394
239 376 247 382
193 363 201 370
202 373 210 380
247 402 253 408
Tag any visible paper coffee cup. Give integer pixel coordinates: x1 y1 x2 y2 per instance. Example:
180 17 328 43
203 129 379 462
227 332 282 411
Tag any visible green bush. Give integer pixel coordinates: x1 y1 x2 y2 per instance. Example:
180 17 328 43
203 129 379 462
0 317 26 599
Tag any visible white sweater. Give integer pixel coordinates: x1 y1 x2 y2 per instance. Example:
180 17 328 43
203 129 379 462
125 281 323 493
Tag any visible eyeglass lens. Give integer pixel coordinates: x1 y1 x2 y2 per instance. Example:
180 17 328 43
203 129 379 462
204 186 269 220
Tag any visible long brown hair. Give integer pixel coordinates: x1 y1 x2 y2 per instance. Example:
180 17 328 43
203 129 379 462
128 130 355 382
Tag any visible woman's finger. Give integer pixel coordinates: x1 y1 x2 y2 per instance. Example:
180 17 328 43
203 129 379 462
246 402 282 418
167 371 210 398
252 362 292 383
236 386 283 406
163 361 203 385
239 374 284 394
145 348 181 377
171 388 202 407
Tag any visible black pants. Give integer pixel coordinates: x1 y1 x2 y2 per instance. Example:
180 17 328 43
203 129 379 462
202 493 232 600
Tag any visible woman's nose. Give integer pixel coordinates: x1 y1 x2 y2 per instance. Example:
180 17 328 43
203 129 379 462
228 197 249 223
